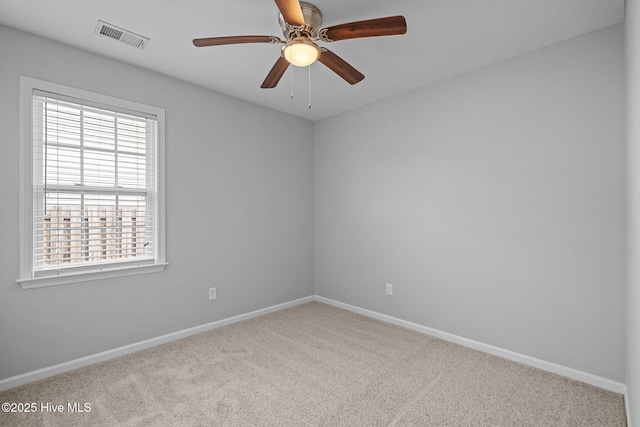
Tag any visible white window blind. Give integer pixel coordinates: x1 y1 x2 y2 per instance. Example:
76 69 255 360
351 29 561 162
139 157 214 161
17 76 167 289
19 77 166 288
31 90 158 275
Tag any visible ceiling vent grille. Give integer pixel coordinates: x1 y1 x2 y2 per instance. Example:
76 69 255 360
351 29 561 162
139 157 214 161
94 20 149 49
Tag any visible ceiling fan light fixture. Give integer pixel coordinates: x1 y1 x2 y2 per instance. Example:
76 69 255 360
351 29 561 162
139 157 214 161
282 37 320 67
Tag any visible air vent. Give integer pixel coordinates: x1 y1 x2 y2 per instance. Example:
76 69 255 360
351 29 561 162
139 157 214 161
94 20 149 49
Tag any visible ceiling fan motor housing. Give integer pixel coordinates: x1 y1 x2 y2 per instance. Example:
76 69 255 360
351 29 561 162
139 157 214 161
279 2 323 39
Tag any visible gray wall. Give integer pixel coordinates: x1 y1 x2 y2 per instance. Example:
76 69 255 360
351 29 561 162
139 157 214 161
627 0 640 423
0 20 628 391
314 25 625 382
0 24 314 380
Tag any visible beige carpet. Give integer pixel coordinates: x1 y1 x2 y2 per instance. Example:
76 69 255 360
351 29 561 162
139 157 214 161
0 301 627 426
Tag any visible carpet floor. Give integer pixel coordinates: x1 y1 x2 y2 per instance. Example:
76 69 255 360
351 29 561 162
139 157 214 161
0 301 627 426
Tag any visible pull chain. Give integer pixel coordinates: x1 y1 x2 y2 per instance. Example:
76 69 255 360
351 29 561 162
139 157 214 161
288 60 312 108
308 65 312 109
290 64 294 100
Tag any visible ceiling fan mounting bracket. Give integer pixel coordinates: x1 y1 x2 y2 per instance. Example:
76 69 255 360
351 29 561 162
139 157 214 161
279 2 323 40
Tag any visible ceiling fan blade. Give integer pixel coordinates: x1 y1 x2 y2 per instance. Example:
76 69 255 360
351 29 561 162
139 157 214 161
318 49 364 85
261 56 291 88
320 16 407 42
193 35 282 47
274 0 305 26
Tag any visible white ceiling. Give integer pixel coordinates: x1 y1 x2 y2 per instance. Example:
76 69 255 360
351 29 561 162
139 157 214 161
0 0 625 121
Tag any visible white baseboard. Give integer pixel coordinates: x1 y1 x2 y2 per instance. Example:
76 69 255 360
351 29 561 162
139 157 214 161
0 293 628 405
0 296 315 392
314 296 627 396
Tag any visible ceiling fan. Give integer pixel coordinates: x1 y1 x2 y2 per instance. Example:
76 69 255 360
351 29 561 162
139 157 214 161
192 0 407 88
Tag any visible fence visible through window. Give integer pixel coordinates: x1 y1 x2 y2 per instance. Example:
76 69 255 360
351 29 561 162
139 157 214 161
39 205 146 266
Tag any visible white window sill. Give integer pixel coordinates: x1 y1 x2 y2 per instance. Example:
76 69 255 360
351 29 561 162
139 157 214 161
17 262 169 289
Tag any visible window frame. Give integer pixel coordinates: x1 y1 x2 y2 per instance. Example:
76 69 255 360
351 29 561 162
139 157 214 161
18 76 167 289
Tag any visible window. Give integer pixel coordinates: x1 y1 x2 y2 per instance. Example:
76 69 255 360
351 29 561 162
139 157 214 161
19 77 166 288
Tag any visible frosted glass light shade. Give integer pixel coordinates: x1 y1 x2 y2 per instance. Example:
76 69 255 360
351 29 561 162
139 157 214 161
282 39 320 67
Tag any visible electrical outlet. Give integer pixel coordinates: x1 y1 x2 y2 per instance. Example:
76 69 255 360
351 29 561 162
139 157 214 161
209 287 217 300
386 283 393 296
